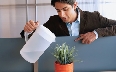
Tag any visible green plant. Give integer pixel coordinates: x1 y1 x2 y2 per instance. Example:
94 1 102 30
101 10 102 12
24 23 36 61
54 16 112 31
52 43 79 65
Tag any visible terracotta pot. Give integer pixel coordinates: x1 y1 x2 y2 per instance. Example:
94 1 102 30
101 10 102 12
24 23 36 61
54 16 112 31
55 61 73 72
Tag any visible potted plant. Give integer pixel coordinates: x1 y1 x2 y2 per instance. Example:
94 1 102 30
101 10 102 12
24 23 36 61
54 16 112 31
52 43 80 72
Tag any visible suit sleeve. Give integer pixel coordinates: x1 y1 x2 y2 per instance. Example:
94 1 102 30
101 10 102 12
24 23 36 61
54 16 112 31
94 11 116 37
20 30 36 38
20 30 25 38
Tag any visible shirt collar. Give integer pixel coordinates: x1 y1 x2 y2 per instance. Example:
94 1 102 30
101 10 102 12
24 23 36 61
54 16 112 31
77 8 80 23
75 8 80 23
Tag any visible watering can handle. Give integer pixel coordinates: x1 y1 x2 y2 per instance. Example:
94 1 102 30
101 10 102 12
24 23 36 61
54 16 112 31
24 32 38 72
25 32 29 42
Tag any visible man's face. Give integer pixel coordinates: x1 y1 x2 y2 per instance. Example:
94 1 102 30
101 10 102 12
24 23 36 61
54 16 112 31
54 2 77 23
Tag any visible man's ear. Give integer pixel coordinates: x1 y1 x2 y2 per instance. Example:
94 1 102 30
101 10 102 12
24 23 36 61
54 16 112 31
73 2 78 9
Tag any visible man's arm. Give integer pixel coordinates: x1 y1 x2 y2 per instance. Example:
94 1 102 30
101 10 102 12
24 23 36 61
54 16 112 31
95 11 116 37
20 20 38 38
20 16 56 38
75 11 116 44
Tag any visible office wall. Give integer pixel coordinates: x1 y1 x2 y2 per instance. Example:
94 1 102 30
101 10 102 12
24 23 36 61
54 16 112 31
0 0 116 38
0 0 57 38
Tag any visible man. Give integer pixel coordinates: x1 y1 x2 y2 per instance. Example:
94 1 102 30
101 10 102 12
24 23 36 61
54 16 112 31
20 0 116 44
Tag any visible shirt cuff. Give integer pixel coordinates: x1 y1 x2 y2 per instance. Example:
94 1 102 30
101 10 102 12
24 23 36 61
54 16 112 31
93 30 98 39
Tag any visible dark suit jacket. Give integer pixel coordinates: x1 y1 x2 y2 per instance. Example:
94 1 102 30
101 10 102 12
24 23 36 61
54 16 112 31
20 7 116 38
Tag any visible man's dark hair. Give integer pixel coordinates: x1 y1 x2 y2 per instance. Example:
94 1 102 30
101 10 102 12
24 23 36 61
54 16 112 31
51 0 76 7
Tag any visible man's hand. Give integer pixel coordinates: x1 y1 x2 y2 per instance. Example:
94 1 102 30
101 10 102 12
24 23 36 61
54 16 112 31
75 32 96 44
24 20 39 33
